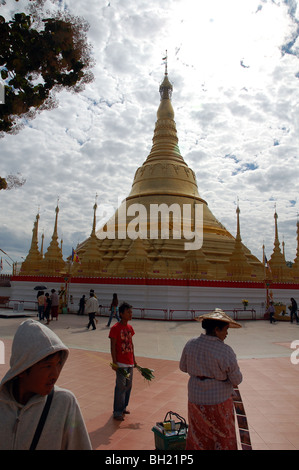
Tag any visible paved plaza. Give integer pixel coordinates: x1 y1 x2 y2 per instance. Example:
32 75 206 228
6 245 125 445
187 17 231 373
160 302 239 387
1 309 299 450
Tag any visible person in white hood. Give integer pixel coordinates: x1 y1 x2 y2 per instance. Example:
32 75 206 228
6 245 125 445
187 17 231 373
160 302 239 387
0 319 92 450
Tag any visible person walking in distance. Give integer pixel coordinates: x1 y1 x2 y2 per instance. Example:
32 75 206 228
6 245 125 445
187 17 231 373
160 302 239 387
85 290 99 331
50 289 59 321
107 293 120 327
78 295 85 315
290 298 298 324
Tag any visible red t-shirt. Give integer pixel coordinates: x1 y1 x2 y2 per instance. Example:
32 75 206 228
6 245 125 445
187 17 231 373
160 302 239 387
109 322 135 366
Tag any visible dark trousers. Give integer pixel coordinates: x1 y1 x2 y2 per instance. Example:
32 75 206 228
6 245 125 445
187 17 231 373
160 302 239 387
270 311 276 323
113 367 133 417
291 310 299 323
87 312 96 329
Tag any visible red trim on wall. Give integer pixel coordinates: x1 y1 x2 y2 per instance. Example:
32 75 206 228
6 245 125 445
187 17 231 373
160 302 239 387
270 282 299 290
11 275 299 290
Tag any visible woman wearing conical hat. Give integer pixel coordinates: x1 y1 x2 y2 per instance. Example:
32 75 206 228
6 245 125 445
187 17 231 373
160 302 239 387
179 308 242 450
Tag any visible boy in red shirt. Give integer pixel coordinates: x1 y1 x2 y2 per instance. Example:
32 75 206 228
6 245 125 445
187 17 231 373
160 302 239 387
109 302 136 420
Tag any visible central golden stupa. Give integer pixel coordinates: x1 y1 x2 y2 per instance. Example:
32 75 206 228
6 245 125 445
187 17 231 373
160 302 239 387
71 68 265 281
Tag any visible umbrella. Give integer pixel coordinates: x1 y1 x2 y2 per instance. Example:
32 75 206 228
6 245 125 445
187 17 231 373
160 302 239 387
34 285 47 290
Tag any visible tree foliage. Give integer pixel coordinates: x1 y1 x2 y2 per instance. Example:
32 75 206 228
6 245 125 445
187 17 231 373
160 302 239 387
0 173 26 190
0 177 7 190
0 2 94 136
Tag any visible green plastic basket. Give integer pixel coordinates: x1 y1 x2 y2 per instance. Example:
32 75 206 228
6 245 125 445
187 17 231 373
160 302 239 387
152 411 187 450
152 426 187 450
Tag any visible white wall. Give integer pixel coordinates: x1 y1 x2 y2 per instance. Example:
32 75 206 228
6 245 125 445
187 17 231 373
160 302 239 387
8 279 298 320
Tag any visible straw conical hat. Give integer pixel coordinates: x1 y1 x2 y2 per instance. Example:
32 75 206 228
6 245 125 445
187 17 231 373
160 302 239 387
195 308 242 328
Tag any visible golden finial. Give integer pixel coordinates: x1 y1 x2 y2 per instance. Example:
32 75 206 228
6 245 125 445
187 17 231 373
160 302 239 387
94 193 98 211
162 50 168 75
236 196 240 214
41 230 44 256
92 195 98 234
55 197 60 216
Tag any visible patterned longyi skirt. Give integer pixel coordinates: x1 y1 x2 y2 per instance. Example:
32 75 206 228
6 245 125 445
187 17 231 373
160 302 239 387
186 398 237 450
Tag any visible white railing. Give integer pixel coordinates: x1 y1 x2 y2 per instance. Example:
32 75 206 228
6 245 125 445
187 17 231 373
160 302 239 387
97 306 258 321
3 302 260 321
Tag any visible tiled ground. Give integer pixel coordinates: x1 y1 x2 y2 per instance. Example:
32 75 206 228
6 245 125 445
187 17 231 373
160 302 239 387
1 312 299 450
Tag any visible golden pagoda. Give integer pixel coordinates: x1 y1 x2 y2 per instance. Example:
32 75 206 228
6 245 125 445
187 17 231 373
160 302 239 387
74 65 266 281
16 62 299 319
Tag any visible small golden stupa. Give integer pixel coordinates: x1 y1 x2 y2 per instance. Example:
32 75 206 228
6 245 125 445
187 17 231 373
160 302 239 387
20 203 65 276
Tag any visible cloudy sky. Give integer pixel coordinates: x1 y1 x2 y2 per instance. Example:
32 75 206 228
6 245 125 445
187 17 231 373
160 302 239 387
1 0 299 274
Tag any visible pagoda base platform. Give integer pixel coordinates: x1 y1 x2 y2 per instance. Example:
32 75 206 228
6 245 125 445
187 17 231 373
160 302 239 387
4 276 299 321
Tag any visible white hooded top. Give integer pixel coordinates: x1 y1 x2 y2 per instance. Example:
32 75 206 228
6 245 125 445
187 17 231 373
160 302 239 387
0 319 91 450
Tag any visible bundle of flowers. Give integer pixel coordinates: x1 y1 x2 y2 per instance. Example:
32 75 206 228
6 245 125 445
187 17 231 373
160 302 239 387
136 364 155 381
110 363 131 378
242 299 248 306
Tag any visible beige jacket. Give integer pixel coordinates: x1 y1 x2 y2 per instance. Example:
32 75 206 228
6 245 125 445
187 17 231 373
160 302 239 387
0 319 91 450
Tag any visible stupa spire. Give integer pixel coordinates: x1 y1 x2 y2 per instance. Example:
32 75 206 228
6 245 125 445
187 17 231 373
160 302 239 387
32 212 40 250
163 50 168 76
159 50 172 101
91 194 98 235
291 217 299 280
71 196 102 276
42 201 65 274
269 207 290 280
226 201 252 279
274 207 280 250
53 200 59 240
41 231 44 257
295 217 299 263
20 211 43 274
235 198 241 242
127 62 203 202
141 54 185 166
